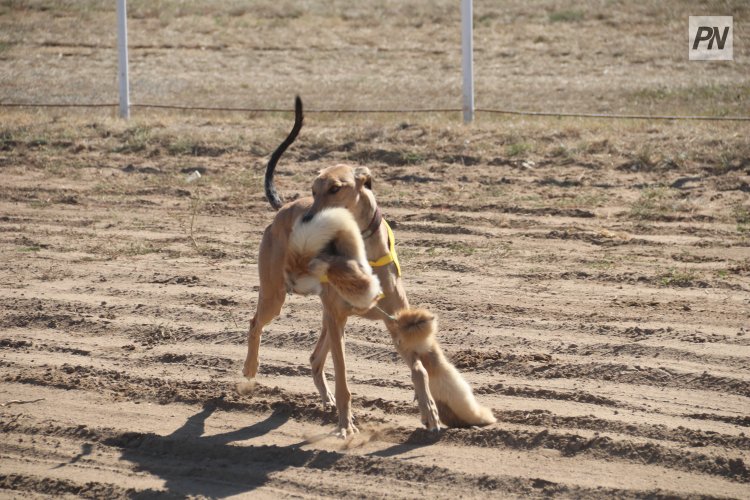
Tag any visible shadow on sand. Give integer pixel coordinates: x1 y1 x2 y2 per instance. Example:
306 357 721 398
105 402 441 497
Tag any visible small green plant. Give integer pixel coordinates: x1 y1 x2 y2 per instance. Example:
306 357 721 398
446 241 477 257
87 240 158 259
165 137 196 156
483 185 508 198
629 187 690 220
589 258 616 270
395 246 420 262
553 192 608 209
549 143 576 159
114 125 153 154
123 241 158 256
660 268 698 287
402 151 425 164
732 204 750 233
143 322 176 345
549 9 584 23
507 142 531 157
635 145 655 168
28 199 50 209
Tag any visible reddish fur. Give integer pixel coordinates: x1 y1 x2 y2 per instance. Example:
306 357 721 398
284 250 319 279
322 257 379 310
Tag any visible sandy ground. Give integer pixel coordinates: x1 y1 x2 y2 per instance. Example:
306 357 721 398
1 1 749 498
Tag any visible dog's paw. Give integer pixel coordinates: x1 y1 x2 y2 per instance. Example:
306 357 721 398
333 423 359 439
321 392 336 410
236 377 257 396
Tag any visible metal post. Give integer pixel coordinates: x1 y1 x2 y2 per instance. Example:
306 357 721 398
117 0 130 119
461 0 474 123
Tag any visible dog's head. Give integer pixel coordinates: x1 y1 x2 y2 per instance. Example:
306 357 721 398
302 165 374 223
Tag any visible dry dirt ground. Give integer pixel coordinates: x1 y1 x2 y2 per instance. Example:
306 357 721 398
1 1 749 499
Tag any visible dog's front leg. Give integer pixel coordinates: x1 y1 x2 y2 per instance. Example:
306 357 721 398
323 306 357 438
310 322 336 409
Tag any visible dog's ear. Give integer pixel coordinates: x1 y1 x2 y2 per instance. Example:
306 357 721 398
354 166 373 190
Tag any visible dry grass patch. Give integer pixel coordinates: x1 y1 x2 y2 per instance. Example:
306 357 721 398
629 187 696 221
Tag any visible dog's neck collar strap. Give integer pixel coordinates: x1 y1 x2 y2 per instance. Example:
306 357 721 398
368 219 401 277
360 206 382 240
320 218 401 290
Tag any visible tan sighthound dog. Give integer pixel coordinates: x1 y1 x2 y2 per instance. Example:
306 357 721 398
240 97 495 437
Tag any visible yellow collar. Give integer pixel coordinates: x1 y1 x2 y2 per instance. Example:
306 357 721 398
368 219 401 276
319 218 401 284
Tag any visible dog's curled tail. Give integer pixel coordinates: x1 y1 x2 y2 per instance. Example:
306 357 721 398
265 96 303 211
396 309 496 428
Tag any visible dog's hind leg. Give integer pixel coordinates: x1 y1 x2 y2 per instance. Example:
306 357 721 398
310 322 335 409
239 287 285 394
243 289 285 377
240 227 286 394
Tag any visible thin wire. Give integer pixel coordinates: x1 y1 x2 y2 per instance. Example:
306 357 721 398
133 103 462 114
476 108 750 122
373 304 397 322
1 102 118 108
2 101 749 121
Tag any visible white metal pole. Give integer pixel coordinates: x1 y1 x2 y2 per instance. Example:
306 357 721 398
461 0 474 123
117 0 130 119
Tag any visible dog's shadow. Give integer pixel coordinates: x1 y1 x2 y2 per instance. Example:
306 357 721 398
105 404 313 497
367 427 443 459
106 403 443 497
